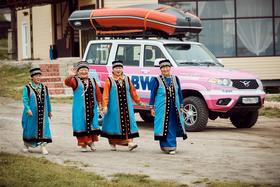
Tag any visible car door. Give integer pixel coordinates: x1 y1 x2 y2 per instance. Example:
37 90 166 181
132 44 166 105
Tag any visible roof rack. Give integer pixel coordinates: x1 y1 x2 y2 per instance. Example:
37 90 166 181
96 29 197 41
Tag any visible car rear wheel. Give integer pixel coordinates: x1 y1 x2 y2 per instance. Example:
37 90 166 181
182 96 208 132
230 110 259 128
139 111 154 123
98 108 104 126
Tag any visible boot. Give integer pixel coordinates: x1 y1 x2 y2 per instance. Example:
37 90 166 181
110 144 117 151
80 146 88 152
128 142 138 151
41 145 48 155
89 143 96 151
22 144 30 153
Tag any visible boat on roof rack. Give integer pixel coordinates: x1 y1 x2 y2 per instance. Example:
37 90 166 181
68 4 202 38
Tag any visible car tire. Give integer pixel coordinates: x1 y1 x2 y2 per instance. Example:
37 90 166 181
139 111 154 123
230 110 259 128
182 96 208 132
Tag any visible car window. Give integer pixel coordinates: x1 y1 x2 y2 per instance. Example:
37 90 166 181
164 44 222 67
115 44 141 66
144 45 166 67
85 43 111 65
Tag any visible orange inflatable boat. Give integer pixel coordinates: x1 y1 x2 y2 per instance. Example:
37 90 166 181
68 4 202 36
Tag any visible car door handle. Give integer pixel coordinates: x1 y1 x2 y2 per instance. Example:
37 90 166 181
141 69 150 74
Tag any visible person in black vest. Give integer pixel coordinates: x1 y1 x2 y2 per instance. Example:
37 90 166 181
21 67 52 155
149 59 187 155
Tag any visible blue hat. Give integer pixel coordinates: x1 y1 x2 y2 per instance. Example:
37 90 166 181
112 60 123 69
30 67 41 77
159 59 171 69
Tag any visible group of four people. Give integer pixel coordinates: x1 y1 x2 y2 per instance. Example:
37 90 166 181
21 59 187 155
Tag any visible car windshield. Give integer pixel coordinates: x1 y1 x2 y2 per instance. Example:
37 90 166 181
164 44 223 67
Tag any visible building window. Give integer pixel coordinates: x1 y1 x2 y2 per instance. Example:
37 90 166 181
200 20 235 57
237 19 273 56
164 2 196 15
276 0 280 16
198 0 234 18
160 0 279 57
275 18 280 55
236 0 272 17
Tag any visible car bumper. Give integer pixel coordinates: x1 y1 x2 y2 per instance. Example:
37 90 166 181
201 89 266 112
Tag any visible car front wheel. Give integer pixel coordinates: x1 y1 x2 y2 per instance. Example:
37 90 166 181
182 96 209 132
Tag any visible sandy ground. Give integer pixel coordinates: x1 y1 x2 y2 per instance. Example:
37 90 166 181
0 97 280 186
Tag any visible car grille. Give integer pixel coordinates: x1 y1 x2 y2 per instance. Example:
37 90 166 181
231 79 259 89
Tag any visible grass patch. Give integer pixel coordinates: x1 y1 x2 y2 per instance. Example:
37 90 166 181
111 173 183 187
0 64 72 103
0 152 182 187
205 180 276 187
0 38 8 59
259 107 280 118
0 64 31 100
266 95 280 102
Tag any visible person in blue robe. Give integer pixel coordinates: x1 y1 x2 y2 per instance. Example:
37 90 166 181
149 59 187 155
65 61 102 152
21 67 52 155
102 60 143 151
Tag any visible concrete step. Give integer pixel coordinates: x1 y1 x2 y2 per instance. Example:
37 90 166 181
44 82 64 88
40 64 60 72
41 72 60 76
48 88 65 95
40 76 62 82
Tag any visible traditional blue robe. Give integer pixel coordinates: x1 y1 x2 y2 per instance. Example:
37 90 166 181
102 76 139 139
22 82 52 147
149 75 187 151
72 77 101 137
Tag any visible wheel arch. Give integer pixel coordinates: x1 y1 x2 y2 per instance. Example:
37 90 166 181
182 89 208 107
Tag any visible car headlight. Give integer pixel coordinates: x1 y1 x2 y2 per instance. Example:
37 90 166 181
208 78 232 87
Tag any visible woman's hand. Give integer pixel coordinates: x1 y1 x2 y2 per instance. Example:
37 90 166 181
69 68 77 76
102 107 108 115
151 108 155 117
48 112 52 119
27 110 33 116
180 107 184 114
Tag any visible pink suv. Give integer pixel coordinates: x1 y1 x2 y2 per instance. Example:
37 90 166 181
83 39 265 131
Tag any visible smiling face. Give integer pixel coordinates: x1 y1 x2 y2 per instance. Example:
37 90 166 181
160 66 171 77
78 67 89 79
113 66 123 77
31 74 41 84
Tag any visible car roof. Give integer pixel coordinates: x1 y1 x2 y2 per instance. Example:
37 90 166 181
87 39 201 45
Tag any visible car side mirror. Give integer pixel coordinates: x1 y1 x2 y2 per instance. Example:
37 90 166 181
154 58 167 67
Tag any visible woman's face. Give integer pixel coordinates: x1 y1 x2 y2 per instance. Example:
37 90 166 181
160 66 171 77
113 66 123 76
31 74 41 84
78 68 89 79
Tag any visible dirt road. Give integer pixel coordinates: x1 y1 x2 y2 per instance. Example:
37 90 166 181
0 97 279 186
